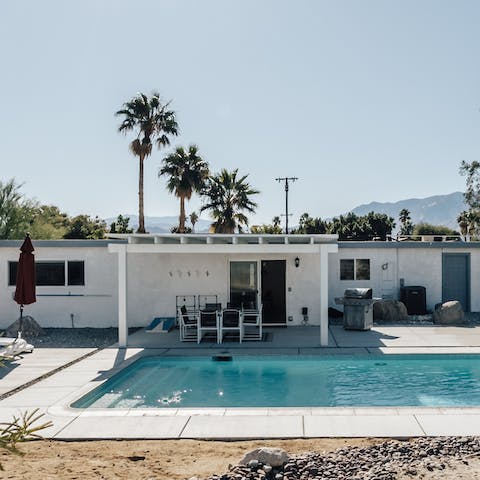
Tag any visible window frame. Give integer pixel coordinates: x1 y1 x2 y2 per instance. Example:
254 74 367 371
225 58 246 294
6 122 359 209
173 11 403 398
8 260 85 287
340 258 371 281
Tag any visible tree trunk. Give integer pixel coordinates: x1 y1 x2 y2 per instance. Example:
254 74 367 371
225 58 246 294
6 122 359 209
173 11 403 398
137 154 146 233
179 196 186 233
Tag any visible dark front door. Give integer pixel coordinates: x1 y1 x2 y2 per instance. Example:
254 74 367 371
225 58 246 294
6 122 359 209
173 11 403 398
442 253 470 311
261 260 286 325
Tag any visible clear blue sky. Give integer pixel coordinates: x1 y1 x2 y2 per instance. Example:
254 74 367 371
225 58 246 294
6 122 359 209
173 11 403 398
1 0 479 226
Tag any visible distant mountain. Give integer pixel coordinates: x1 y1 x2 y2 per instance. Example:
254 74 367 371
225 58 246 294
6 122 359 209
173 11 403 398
105 215 212 233
106 192 466 234
350 192 466 231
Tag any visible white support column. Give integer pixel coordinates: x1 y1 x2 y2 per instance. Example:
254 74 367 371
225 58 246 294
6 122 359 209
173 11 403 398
319 246 329 346
118 244 128 348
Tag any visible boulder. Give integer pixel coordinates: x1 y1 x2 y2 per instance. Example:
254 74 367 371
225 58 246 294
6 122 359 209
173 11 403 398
433 301 465 325
373 300 408 322
239 448 290 467
5 315 45 338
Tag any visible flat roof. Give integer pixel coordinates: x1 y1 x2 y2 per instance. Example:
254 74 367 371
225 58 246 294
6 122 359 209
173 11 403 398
0 239 126 248
108 233 339 245
338 241 480 248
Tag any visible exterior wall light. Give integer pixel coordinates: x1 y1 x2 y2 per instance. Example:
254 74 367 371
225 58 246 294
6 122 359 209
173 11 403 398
294 257 300 268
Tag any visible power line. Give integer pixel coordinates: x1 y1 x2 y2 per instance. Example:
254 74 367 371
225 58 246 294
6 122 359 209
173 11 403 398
275 177 298 234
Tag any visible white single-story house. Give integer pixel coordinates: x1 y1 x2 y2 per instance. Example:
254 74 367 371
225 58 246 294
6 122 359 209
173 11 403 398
1 234 478 347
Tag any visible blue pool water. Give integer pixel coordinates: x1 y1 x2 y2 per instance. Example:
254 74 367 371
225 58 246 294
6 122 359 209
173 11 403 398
71 355 480 408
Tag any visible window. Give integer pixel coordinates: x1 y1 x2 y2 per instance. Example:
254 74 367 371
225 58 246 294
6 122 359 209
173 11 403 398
68 261 85 286
37 262 65 286
8 262 17 286
340 259 370 281
340 259 354 280
356 259 370 280
8 261 85 286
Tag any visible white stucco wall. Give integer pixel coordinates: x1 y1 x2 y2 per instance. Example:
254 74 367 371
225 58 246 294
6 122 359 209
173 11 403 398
329 244 480 312
0 243 118 329
124 252 323 327
3 239 480 330
0 242 328 329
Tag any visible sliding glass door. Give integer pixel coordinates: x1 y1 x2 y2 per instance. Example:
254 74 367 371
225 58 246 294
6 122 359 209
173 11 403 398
229 261 258 309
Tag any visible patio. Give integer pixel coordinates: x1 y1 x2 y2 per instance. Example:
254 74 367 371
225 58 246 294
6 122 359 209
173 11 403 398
1 323 480 439
126 323 480 352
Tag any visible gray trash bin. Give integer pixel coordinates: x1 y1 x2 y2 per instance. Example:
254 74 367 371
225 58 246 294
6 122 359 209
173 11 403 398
335 288 380 330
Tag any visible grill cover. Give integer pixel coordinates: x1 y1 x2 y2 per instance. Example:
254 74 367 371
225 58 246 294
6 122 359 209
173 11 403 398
344 288 372 299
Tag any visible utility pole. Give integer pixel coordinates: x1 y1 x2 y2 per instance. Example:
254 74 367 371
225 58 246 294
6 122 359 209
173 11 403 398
275 177 298 234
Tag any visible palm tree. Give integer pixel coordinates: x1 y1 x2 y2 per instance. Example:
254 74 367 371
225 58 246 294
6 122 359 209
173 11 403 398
159 145 209 233
116 92 178 233
200 169 259 233
189 211 199 233
399 208 413 236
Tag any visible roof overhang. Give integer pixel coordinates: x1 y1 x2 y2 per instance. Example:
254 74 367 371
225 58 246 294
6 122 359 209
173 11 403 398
107 233 338 254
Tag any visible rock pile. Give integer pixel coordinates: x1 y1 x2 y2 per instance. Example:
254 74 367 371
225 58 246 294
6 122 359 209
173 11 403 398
206 437 480 480
5 315 45 337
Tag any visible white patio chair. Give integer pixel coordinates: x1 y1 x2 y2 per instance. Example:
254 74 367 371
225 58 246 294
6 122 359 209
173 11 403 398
219 308 243 343
242 304 263 341
178 305 199 342
197 309 220 344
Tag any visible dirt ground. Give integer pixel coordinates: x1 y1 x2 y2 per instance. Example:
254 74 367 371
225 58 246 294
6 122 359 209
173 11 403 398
1 439 480 480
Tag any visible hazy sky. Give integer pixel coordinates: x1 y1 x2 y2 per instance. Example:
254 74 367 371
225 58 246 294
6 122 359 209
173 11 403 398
1 0 479 226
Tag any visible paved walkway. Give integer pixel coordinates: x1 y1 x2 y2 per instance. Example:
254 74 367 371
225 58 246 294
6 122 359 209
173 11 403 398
1 325 480 439
0 347 95 396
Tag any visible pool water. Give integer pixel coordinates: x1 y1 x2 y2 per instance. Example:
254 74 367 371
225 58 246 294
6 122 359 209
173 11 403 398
71 355 480 409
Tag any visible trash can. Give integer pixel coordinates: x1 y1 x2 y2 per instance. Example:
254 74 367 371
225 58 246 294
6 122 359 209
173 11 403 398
400 286 426 315
335 288 380 331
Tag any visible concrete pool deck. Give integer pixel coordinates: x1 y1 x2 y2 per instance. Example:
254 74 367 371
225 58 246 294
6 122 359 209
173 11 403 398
1 324 480 439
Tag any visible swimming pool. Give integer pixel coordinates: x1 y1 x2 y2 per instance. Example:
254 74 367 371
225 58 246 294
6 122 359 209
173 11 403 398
71 355 480 409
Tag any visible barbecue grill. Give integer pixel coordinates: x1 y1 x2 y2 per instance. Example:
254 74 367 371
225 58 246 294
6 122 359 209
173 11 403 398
335 288 381 330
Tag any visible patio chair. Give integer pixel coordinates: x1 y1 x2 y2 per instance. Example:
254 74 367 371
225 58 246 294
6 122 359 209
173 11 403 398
219 308 243 343
197 309 220 344
242 303 262 341
178 305 198 342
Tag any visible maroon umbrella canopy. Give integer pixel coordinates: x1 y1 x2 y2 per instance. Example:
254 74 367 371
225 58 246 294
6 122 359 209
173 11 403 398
14 235 36 307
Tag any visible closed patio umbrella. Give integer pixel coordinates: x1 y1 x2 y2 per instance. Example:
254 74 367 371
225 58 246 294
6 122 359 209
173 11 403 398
13 234 36 335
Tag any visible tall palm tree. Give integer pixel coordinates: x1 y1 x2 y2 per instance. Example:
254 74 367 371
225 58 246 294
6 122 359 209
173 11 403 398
116 92 178 233
200 169 259 233
159 145 209 233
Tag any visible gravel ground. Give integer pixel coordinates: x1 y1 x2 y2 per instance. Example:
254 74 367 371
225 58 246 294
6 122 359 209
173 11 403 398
18 327 140 348
330 312 480 326
216 437 480 480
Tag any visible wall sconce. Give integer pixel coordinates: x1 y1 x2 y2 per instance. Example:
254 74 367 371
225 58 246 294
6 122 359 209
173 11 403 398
294 257 300 268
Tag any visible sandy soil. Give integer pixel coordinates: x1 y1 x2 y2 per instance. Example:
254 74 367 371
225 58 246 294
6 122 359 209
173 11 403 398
1 439 480 480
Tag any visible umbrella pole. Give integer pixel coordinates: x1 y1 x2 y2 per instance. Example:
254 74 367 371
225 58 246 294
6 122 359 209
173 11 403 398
19 305 23 339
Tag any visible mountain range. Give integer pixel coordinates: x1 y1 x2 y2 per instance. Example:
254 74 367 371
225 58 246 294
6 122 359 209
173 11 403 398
107 192 467 233
350 192 466 231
